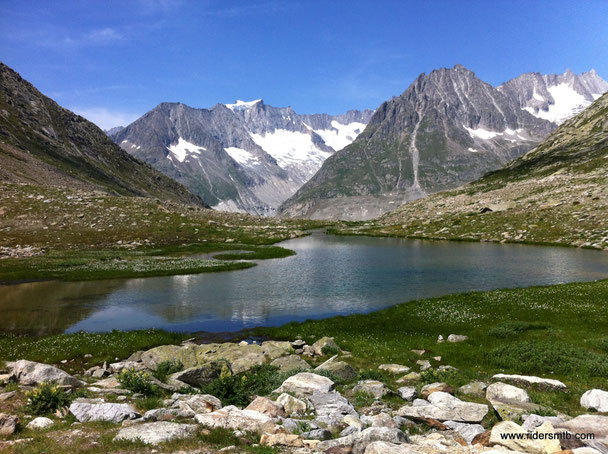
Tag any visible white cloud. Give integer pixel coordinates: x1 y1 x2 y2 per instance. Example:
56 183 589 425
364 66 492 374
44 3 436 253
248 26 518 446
70 107 141 130
85 27 123 43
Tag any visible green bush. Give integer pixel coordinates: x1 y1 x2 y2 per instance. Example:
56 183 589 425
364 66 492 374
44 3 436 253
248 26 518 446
200 364 298 407
488 321 549 338
357 370 384 381
26 382 71 415
420 368 458 384
152 360 183 383
117 368 158 396
321 345 340 356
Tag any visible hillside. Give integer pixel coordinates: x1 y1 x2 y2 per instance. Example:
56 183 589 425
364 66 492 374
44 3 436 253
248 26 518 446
337 93 608 250
0 63 204 207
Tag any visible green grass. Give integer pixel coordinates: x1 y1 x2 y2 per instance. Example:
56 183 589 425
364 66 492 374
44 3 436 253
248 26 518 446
0 329 187 365
256 279 608 415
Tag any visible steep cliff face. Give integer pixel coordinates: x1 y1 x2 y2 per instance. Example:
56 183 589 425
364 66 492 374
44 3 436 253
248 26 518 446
279 65 556 220
111 99 373 215
0 63 204 207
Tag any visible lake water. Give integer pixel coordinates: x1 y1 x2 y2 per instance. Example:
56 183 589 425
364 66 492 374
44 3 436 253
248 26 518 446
2 232 608 335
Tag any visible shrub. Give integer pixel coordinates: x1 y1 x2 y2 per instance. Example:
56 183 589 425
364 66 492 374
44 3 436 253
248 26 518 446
321 345 340 356
488 321 549 339
420 368 458 384
26 382 71 415
117 368 158 396
152 360 183 383
357 370 383 381
200 364 298 407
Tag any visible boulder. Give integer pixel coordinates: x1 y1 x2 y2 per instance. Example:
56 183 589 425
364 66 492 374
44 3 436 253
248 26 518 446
368 413 398 429
0 391 17 401
421 382 454 399
109 361 147 374
379 364 410 374
492 374 567 392
437 335 445 343
26 417 54 430
397 372 421 383
245 396 286 418
261 341 293 360
167 362 225 387
12 360 83 387
316 357 358 382
176 394 222 416
459 382 487 396
443 420 485 444
69 402 140 423
491 399 543 422
114 422 197 445
142 408 178 422
553 415 608 447
416 360 432 371
93 377 121 389
231 352 266 374
270 355 311 372
309 391 358 427
364 441 417 453
580 389 608 413
522 414 565 432
0 413 18 435
489 420 561 454
486 382 531 403
398 387 417 402
317 427 409 454
276 393 308 416
141 345 197 371
260 433 304 447
353 380 391 399
127 350 144 362
397 392 488 423
311 337 340 356
273 372 334 397
194 405 276 434
447 334 468 343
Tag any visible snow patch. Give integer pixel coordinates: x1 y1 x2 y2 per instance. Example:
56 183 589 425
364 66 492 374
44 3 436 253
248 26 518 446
224 147 260 167
592 93 602 100
225 99 262 111
167 138 207 163
463 126 501 140
532 90 544 101
468 148 479 152
314 121 366 151
251 130 331 168
526 83 591 124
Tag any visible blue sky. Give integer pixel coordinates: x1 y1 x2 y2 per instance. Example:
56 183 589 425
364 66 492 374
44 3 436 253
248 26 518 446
1 0 607 129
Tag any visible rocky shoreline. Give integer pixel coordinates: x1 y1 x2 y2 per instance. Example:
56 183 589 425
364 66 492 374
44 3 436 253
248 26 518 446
1 336 607 454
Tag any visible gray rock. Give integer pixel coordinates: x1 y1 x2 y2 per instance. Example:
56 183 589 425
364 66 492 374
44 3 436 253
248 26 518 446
379 364 410 374
168 362 225 387
245 396 285 418
492 373 567 391
26 417 54 430
176 394 222 416
364 441 419 454
580 389 608 412
317 427 409 454
109 361 146 374
416 360 431 371
458 381 487 396
315 356 358 382
261 341 293 360
443 420 485 444
353 380 391 399
397 391 488 423
303 428 332 440
311 337 340 356
114 421 197 445
273 372 334 397
69 402 140 423
12 360 83 387
554 415 608 450
142 408 179 422
270 355 311 373
0 391 17 401
194 405 276 434
309 391 358 427
0 413 19 435
127 351 144 362
397 387 417 401
521 414 564 431
447 334 468 343
486 382 531 403
276 394 308 416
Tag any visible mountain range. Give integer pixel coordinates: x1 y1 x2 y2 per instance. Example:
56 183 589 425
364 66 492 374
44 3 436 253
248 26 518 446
279 66 607 220
110 100 373 215
0 63 204 207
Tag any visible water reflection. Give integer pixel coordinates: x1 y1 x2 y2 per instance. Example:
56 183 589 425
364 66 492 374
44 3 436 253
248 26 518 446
1 234 607 334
